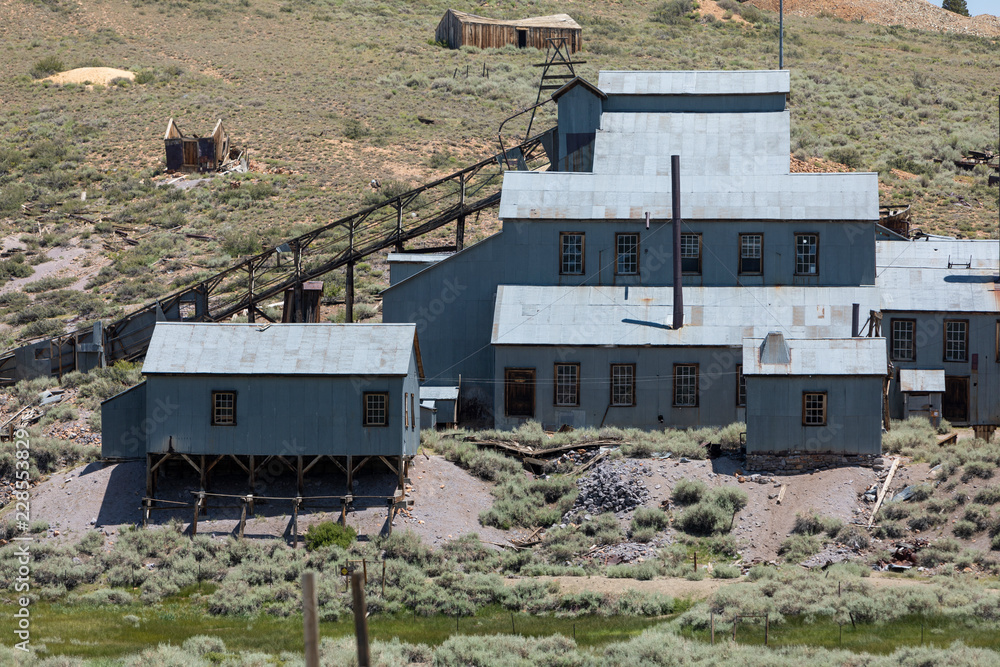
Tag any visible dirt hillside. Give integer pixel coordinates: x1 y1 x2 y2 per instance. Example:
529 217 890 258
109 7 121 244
748 0 1000 37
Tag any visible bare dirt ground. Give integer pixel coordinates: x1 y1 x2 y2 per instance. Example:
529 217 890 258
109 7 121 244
24 454 515 549
41 67 135 87
750 0 1000 37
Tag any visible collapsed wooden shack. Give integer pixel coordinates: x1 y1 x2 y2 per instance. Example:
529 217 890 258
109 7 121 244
163 118 230 172
435 10 582 52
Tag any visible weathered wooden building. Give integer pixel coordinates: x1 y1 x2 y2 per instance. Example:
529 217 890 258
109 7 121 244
435 10 581 52
101 322 423 495
164 118 229 172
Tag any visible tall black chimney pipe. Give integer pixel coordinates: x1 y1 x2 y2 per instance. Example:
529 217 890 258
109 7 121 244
671 155 683 330
852 303 860 338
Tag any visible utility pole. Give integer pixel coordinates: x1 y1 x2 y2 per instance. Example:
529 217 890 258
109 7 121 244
779 0 784 70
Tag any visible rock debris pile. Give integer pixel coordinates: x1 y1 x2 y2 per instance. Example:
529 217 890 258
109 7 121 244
566 461 652 520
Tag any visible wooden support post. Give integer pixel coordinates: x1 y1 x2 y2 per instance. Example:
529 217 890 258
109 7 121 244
394 199 404 252
397 455 404 496
146 453 154 506
292 497 300 549
386 500 394 536
302 571 320 667
248 264 255 324
347 455 354 494
340 501 347 527
249 455 255 495
238 497 248 538
192 492 203 536
297 455 304 495
248 492 255 516
868 457 900 528
351 571 371 667
456 174 466 251
345 261 355 323
200 455 207 491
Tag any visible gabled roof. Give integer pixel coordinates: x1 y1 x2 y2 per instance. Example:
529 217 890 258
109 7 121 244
443 10 580 29
143 322 421 377
552 77 607 102
742 337 887 376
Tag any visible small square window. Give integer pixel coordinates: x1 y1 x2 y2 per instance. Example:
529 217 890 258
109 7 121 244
739 234 762 275
673 364 698 407
611 364 635 407
554 363 580 406
560 233 585 275
680 234 702 275
212 391 236 426
615 233 639 275
802 392 827 426
364 392 388 427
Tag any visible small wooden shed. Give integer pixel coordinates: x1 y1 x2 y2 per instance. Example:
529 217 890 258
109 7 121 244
435 10 581 52
164 118 229 172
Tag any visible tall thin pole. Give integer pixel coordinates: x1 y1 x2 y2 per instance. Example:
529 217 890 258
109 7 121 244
671 155 683 330
779 0 784 70
351 571 371 667
302 572 320 667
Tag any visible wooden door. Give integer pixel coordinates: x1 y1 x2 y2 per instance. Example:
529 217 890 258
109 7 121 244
505 368 535 417
943 376 969 423
164 138 184 170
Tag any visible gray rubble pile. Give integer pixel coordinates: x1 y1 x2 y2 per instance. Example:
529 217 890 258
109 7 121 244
566 460 652 520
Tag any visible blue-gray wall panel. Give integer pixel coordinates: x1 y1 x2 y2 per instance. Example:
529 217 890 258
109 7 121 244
101 382 147 459
746 376 882 455
603 93 787 114
493 345 742 430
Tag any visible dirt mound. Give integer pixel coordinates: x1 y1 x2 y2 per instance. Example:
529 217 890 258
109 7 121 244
41 67 135 86
748 0 1000 37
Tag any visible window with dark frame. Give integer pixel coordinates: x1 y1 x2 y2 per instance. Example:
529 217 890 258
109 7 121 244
554 363 580 406
610 364 635 407
410 393 416 430
736 365 746 407
363 392 388 427
802 392 827 426
944 320 968 362
560 232 585 275
680 233 702 275
615 233 639 275
212 391 236 426
795 234 818 275
673 364 698 407
890 319 916 362
404 392 409 429
739 234 762 275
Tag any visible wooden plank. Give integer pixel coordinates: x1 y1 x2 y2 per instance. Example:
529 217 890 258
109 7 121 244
868 457 900 528
776 485 787 504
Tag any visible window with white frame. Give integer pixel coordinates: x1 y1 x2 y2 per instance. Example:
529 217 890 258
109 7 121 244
560 233 585 275
795 234 818 275
554 363 580 406
364 392 388 426
739 234 762 275
611 364 635 407
890 319 915 361
673 364 698 407
212 391 236 426
802 392 827 426
680 234 702 275
615 233 639 275
944 320 968 362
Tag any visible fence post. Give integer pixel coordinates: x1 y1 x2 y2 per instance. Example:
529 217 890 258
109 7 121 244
302 571 320 667
351 571 371 667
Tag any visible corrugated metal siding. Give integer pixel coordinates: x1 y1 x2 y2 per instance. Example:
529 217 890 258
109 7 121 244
144 374 414 457
746 376 882 455
101 381 147 459
493 345 742 430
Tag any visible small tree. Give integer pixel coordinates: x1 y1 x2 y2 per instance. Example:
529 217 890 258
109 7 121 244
942 0 970 17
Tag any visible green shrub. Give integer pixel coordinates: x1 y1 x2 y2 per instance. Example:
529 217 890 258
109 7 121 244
709 486 748 514
607 561 659 580
133 69 155 84
632 507 669 531
793 512 844 537
974 486 1000 505
303 521 356 550
676 502 728 536
672 479 706 504
778 534 822 562
964 504 992 531
652 0 695 25
31 55 64 79
23 276 75 292
963 461 994 482
828 147 863 169
954 520 979 539
582 513 624 545
834 525 870 550
631 525 656 543
711 564 741 579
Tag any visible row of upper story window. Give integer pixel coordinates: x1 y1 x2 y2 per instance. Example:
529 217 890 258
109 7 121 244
506 363 829 426
558 231 820 277
208 391 419 429
506 363 749 411
888 319 992 363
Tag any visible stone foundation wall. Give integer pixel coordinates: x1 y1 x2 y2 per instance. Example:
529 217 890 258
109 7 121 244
745 451 882 472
